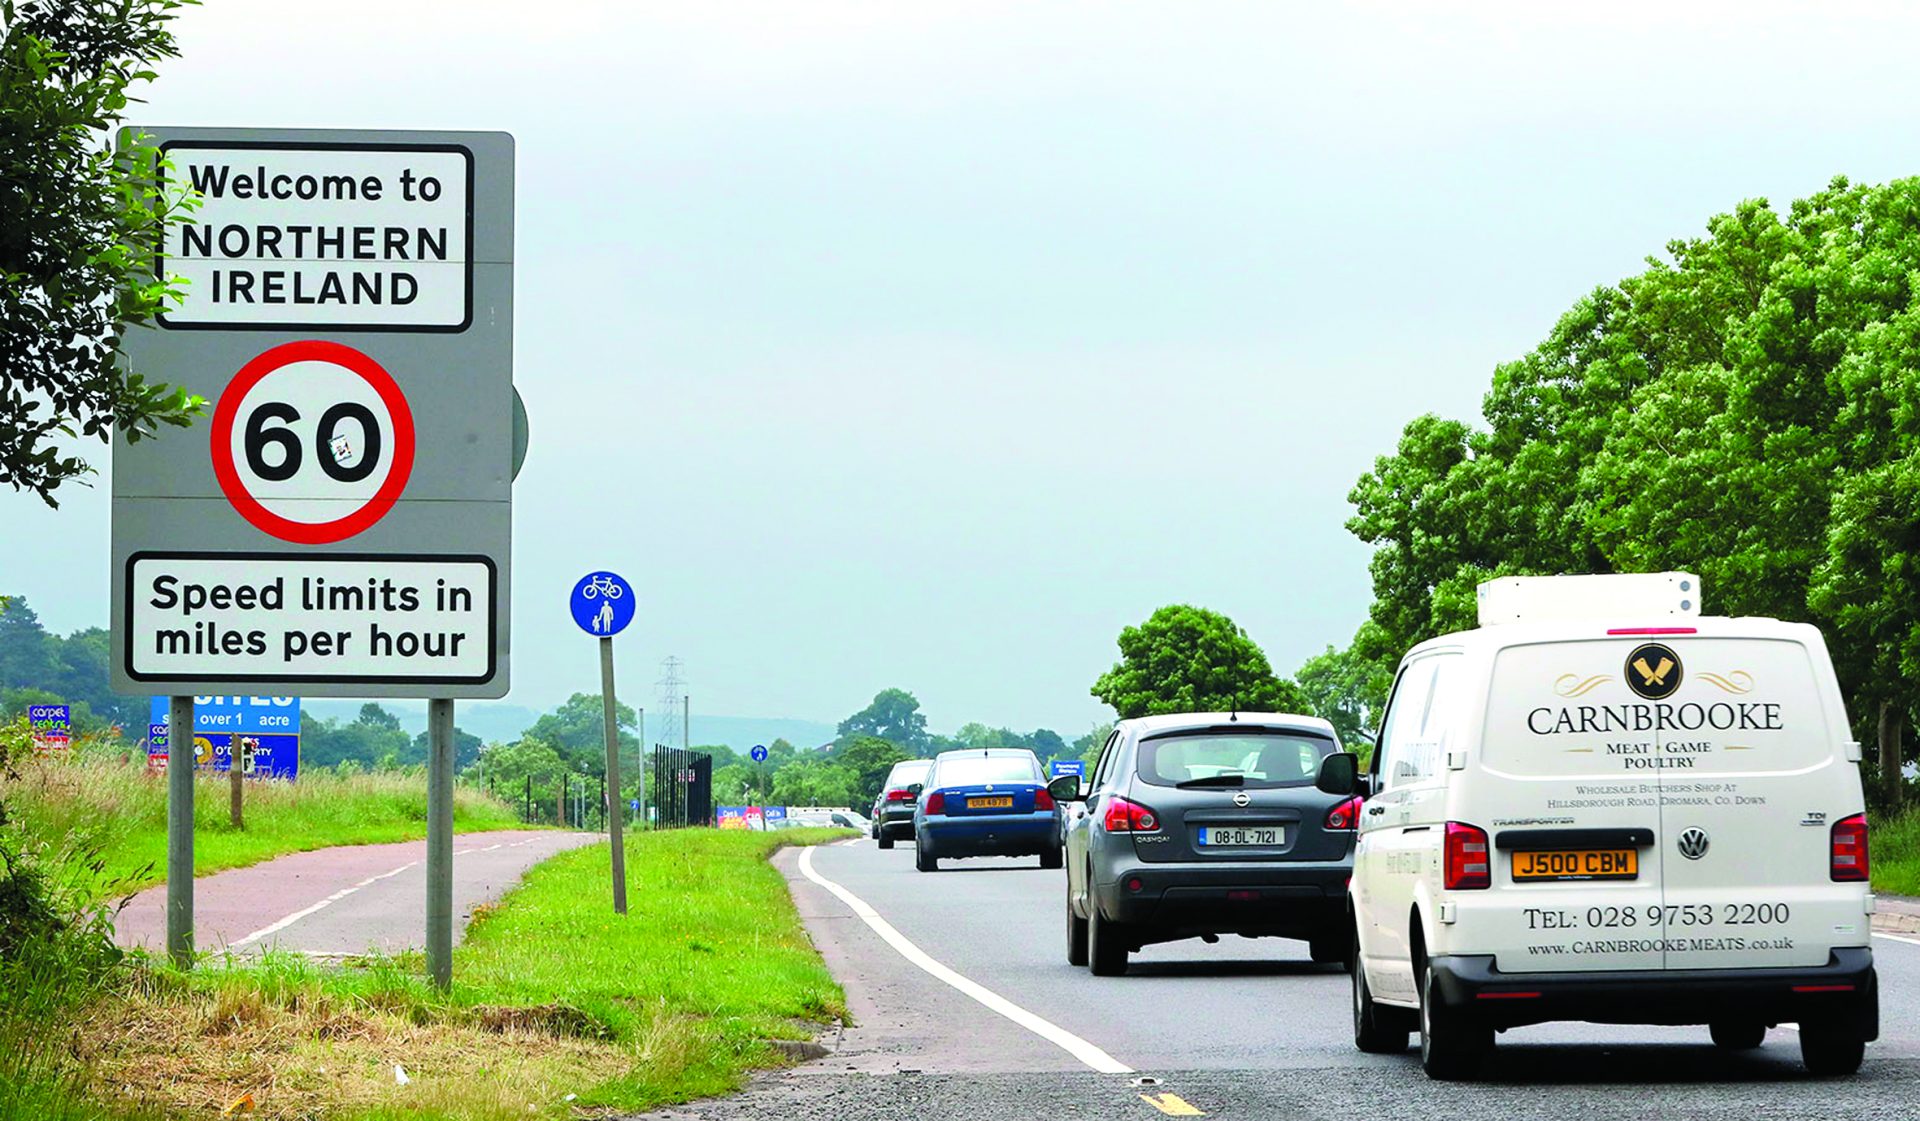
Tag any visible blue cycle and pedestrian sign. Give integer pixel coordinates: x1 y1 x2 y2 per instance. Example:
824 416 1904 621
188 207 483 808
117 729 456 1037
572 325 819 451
751 744 769 762
569 571 635 637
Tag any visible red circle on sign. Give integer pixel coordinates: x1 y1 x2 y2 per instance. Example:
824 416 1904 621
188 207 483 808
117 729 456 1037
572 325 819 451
209 339 416 544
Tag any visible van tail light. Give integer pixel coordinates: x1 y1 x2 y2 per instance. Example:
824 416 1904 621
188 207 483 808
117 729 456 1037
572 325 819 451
1444 822 1491 890
1034 787 1055 811
925 791 945 815
1103 796 1159 833
886 788 914 802
1325 796 1364 832
1831 813 1869 882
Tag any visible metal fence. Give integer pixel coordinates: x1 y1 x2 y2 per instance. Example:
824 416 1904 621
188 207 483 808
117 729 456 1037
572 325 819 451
650 744 712 828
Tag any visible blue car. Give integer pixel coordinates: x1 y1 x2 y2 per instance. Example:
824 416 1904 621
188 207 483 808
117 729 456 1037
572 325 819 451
913 748 1062 872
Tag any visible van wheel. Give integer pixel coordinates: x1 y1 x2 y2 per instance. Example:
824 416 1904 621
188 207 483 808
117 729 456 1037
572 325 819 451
1799 1018 1866 1076
877 833 894 850
1419 956 1491 1080
1353 957 1410 1053
1088 907 1130 976
1709 1020 1765 1050
1067 894 1089 966
915 839 938 872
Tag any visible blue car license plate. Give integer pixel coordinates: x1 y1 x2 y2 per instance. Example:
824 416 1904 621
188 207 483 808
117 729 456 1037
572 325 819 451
1198 826 1283 846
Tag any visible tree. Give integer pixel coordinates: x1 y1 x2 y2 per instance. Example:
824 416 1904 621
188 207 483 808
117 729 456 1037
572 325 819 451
835 735 908 806
837 688 929 749
522 693 638 776
1 0 204 504
299 705 412 770
770 756 856 808
412 724 483 771
1092 604 1310 719
1293 623 1395 754
471 737 567 821
1028 728 1067 760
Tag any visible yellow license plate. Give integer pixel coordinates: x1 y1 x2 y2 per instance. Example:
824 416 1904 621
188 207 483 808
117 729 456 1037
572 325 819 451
1512 848 1638 881
967 796 1014 809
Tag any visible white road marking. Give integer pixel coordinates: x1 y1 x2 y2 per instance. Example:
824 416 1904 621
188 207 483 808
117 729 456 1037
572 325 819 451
230 860 420 949
796 845 1133 1075
1874 931 1920 947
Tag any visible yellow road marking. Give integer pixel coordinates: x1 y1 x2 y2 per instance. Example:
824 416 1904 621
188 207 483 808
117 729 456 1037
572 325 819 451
1140 1092 1205 1116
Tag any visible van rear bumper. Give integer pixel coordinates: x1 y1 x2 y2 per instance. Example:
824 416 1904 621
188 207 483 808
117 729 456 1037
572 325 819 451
1428 948 1878 1037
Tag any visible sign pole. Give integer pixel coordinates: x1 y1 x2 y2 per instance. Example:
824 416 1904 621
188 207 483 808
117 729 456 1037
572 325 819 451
166 694 195 969
600 635 628 914
426 698 455 990
229 732 244 828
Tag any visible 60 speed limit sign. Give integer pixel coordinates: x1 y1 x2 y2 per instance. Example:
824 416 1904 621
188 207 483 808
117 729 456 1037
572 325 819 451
209 339 416 544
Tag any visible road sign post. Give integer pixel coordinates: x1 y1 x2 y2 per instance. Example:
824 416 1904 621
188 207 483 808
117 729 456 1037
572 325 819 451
112 128 515 984
167 695 195 968
571 571 635 915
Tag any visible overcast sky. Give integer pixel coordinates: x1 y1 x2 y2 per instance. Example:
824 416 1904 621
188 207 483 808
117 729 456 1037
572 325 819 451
7 1 1920 737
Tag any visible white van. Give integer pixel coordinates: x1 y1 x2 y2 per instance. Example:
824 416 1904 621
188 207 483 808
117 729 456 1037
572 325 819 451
1344 574 1877 1079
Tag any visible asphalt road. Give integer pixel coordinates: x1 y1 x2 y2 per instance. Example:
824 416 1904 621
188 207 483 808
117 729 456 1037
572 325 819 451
640 838 1920 1121
113 829 600 957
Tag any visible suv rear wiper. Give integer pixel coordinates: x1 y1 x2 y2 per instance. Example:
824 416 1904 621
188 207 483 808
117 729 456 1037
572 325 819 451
1174 774 1247 788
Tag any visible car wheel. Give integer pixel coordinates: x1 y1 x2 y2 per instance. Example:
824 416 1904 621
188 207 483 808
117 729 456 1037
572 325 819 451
1040 844 1063 870
877 833 894 850
1067 893 1089 966
1709 1020 1766 1050
1088 905 1129 976
1419 954 1491 1080
915 837 938 873
1353 954 1411 1054
1310 927 1352 969
1799 1017 1866 1076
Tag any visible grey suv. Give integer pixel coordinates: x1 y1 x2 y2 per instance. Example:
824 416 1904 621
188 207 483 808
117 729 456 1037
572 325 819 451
1056 713 1360 975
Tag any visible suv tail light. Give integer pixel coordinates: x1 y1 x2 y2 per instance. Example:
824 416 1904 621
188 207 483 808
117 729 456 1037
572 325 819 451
885 788 914 803
1034 787 1055 811
925 791 945 815
1831 813 1869 881
1102 796 1159 833
1444 822 1491 890
1325 795 1363 831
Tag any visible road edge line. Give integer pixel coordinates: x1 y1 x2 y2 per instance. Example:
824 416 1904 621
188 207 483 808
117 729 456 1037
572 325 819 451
795 845 1133 1075
230 860 420 949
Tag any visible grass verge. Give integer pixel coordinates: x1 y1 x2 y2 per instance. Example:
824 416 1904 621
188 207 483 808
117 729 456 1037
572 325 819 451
3 753 524 896
1872 807 1920 896
81 827 853 1120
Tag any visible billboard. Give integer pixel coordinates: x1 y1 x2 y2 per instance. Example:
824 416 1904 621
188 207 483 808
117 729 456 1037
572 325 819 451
147 695 301 779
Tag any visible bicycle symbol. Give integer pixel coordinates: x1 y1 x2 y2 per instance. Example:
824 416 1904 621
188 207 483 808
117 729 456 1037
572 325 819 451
581 575 624 600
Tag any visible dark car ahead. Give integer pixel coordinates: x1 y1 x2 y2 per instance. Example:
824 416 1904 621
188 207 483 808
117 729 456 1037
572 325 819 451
912 748 1062 871
1058 713 1359 975
872 758 932 849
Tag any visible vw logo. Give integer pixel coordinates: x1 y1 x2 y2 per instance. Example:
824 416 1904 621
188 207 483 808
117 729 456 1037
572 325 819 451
1232 792 1251 807
1677 828 1710 860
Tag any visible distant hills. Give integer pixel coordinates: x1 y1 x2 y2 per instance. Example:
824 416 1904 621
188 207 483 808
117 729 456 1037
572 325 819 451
299 699 837 753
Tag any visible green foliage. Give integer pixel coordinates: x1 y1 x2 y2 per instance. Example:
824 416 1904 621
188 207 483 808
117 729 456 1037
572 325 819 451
1293 620 1395 750
0 0 204 505
768 755 856 807
832 735 907 807
1341 174 1920 765
522 692 638 776
836 687 928 749
1092 604 1311 720
0 599 144 737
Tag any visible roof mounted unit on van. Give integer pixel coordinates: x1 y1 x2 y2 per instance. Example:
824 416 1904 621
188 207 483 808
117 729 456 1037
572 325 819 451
1475 572 1701 627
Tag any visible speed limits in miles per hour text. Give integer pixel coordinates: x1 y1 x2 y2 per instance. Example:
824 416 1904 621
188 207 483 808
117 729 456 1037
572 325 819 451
125 555 495 686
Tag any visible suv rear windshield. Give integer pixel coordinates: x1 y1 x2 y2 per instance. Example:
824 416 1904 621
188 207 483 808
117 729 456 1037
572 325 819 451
1137 731 1335 789
885 760 931 788
933 754 1039 786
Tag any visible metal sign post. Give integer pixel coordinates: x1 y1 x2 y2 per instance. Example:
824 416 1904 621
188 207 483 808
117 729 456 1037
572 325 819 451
571 571 635 914
112 128 516 986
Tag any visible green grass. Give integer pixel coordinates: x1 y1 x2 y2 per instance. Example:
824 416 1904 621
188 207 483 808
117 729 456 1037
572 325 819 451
1871 807 1920 896
3 753 525 896
83 827 854 1120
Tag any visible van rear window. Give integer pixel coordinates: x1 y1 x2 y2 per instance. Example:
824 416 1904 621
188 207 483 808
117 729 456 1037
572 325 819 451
1483 638 1832 777
1136 731 1335 789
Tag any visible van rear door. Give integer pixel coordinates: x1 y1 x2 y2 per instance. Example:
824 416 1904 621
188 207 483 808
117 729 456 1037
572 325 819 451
1642 630 1860 971
1475 639 1668 974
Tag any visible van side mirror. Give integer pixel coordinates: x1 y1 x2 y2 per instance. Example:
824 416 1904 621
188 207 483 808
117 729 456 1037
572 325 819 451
1046 774 1083 802
1316 752 1360 796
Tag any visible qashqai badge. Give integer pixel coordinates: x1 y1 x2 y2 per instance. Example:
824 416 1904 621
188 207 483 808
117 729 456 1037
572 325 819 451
1625 641 1684 700
1232 792 1251 807
1677 828 1710 860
